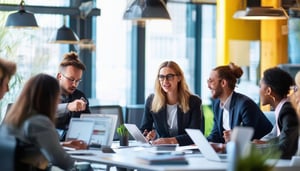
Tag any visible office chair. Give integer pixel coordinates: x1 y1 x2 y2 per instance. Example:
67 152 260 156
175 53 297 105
125 104 144 127
89 105 124 140
0 125 16 171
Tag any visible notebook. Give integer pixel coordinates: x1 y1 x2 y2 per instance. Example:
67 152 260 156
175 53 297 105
65 118 95 144
124 123 150 144
185 128 228 162
80 114 118 146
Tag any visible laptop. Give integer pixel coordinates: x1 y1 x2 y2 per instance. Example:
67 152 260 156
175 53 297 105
65 118 95 144
124 123 150 144
185 128 228 162
80 114 118 147
186 127 254 162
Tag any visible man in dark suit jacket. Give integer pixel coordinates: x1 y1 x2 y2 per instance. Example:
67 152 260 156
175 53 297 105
206 63 273 144
207 92 273 143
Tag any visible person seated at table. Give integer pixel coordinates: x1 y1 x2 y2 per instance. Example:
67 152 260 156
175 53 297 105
291 71 300 118
140 60 203 146
206 62 273 146
56 51 91 140
252 67 298 159
3 73 88 170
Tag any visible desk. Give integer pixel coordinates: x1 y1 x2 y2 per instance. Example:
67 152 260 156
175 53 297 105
70 145 300 171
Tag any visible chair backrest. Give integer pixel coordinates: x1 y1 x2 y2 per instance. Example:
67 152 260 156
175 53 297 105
0 125 17 171
125 105 144 140
89 105 124 140
125 104 144 128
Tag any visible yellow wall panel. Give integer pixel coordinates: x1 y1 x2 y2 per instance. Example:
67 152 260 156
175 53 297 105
216 0 260 66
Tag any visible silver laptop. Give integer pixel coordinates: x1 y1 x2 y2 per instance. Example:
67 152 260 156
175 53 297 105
124 123 150 144
186 127 254 162
65 118 95 144
185 128 228 162
80 114 118 146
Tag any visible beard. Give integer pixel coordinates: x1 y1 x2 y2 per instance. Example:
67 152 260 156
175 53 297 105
211 86 223 99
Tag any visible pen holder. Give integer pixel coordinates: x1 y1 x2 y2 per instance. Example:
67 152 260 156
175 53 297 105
119 135 129 146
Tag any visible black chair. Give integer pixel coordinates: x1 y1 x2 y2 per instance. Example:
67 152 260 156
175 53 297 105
125 105 144 141
125 104 144 128
89 105 124 140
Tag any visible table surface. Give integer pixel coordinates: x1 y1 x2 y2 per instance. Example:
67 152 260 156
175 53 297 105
69 143 300 171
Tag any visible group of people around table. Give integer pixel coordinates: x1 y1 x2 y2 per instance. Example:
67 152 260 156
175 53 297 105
1 52 300 170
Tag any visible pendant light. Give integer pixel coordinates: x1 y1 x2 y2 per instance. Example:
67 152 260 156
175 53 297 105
123 0 170 21
49 16 79 44
233 0 288 20
5 0 38 28
233 7 288 20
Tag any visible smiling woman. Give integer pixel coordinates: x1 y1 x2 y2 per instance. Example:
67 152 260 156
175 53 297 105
140 60 204 146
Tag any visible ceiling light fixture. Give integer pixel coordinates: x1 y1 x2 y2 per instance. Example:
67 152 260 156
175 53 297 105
123 0 171 21
233 6 288 20
49 16 79 44
5 0 38 28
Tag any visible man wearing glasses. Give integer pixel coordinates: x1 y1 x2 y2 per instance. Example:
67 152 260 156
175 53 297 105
56 51 91 140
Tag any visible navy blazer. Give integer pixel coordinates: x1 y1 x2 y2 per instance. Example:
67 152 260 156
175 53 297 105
276 102 299 159
140 94 203 146
207 92 273 143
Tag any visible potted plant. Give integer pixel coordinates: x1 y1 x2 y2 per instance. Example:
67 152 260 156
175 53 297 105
117 124 129 146
235 142 281 171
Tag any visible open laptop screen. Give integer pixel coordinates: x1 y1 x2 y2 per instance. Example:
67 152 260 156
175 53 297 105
80 114 118 146
65 118 95 144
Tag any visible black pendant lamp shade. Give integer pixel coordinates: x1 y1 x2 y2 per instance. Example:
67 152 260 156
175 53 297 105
50 25 79 44
5 0 38 28
123 0 170 21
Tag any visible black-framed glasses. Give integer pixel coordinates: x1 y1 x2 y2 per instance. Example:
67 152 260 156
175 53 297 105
61 73 82 85
158 74 178 81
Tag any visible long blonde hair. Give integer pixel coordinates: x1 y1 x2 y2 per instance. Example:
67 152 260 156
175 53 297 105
151 61 191 113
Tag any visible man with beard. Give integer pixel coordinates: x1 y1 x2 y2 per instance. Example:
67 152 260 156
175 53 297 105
206 62 272 144
55 52 90 140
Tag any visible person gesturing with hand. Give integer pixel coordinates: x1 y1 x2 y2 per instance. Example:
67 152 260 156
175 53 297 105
55 52 91 140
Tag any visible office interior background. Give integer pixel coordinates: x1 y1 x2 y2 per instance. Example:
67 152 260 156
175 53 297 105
0 0 298 121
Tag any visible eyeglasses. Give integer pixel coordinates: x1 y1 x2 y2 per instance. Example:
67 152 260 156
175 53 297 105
290 85 298 93
61 73 82 85
207 78 222 84
158 74 178 81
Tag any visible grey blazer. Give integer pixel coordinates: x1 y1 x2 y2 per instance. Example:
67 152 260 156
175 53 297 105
18 115 75 170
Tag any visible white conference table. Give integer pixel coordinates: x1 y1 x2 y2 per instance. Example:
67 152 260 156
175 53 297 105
69 144 300 171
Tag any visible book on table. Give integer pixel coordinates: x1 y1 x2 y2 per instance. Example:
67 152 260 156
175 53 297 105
137 154 188 165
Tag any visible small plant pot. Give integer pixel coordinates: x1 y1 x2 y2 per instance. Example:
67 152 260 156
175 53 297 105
119 135 129 146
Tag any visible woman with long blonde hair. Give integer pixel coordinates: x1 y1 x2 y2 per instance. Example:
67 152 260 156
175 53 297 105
140 61 203 146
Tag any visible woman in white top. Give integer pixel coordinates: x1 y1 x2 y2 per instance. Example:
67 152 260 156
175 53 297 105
140 61 203 146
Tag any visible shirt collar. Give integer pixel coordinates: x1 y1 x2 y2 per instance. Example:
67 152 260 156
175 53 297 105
220 92 233 111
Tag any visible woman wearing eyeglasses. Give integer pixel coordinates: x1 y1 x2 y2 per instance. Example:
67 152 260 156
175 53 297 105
140 61 203 146
253 67 299 159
